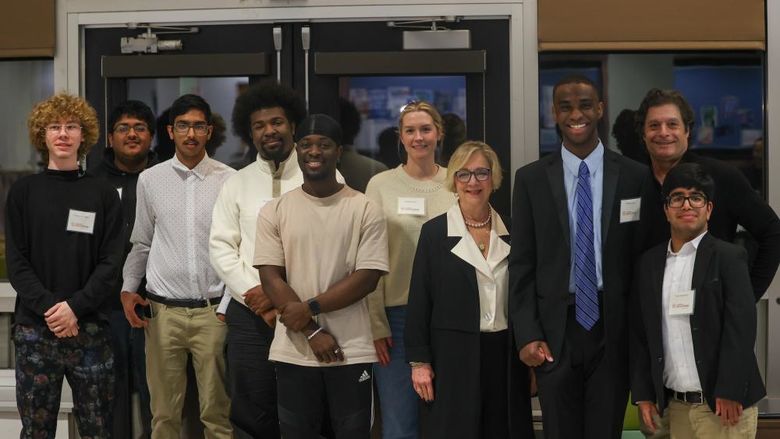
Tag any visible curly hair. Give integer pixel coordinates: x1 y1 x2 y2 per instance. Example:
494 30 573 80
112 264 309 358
27 93 100 164
206 112 227 156
231 81 307 147
635 88 695 141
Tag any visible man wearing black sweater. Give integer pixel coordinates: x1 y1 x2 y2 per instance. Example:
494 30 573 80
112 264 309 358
89 100 158 439
5 93 123 438
637 88 780 301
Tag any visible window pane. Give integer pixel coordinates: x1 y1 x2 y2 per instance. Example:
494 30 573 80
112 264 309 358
0 59 54 281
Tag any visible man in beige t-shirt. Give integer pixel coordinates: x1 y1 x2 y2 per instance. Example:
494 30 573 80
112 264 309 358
254 114 389 439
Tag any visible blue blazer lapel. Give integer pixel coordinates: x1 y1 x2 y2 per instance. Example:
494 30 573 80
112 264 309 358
602 151 620 244
545 155 570 248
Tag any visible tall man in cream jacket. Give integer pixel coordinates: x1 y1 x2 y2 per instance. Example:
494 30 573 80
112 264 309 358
209 82 307 438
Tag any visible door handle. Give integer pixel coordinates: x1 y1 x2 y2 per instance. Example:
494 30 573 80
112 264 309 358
302 26 311 110
273 26 282 83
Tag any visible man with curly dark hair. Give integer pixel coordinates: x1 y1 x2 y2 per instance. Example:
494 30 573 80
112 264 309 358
227 81 307 170
5 92 123 438
210 81 308 438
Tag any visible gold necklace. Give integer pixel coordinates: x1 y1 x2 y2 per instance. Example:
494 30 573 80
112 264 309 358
469 222 491 252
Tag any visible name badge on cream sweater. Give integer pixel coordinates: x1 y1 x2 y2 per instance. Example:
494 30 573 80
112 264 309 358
397 197 426 216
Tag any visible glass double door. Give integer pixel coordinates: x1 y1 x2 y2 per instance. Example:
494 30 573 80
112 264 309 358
85 18 511 215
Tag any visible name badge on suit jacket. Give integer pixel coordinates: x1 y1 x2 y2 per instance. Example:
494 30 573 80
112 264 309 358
67 209 96 234
669 289 695 316
620 197 641 223
398 197 426 216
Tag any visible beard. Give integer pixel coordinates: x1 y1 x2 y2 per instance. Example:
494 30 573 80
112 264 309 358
258 142 292 163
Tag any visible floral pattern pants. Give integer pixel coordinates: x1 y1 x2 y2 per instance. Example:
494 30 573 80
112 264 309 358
14 322 115 439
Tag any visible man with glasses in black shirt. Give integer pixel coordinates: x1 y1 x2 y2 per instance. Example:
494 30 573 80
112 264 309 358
90 100 158 439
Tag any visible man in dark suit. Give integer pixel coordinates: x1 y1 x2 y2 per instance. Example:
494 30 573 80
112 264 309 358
630 163 764 438
637 88 780 302
509 75 650 438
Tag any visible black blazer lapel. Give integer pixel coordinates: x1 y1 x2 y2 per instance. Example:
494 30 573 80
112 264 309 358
648 245 666 352
445 235 480 300
601 151 620 244
691 234 715 308
545 155 570 248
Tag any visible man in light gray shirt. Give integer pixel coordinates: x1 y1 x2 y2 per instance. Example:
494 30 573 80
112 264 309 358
122 94 235 439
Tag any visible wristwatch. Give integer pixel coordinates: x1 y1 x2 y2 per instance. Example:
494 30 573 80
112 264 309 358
307 298 322 316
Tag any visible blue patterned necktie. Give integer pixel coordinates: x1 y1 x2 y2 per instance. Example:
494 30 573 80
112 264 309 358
574 161 599 330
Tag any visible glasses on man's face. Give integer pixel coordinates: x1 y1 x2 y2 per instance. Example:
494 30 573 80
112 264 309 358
114 123 149 135
44 123 82 135
172 122 209 135
455 167 491 183
666 193 708 208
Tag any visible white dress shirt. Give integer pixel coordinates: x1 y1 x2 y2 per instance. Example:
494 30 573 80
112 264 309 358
122 155 235 300
209 150 344 307
446 204 510 332
662 231 707 393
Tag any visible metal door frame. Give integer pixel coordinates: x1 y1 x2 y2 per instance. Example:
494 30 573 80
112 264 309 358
54 2 539 175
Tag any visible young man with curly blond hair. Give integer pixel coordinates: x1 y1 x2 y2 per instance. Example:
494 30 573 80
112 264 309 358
5 93 124 438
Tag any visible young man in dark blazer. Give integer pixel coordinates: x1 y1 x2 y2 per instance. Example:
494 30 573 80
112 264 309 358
509 75 651 438
630 163 764 437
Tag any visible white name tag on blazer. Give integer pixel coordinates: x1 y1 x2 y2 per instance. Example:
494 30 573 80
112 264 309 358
66 209 96 234
116 187 123 200
669 289 696 316
620 197 641 223
398 197 426 216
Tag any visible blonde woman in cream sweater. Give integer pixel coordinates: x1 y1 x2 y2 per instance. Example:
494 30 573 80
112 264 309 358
366 101 456 439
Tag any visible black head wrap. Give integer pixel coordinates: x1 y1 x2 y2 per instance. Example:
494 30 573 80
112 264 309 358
295 114 343 145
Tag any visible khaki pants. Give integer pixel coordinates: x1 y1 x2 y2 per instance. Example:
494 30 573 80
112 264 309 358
668 399 758 439
146 301 232 439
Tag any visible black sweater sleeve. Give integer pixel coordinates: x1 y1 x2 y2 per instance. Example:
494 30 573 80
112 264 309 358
5 182 59 316
714 159 780 300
